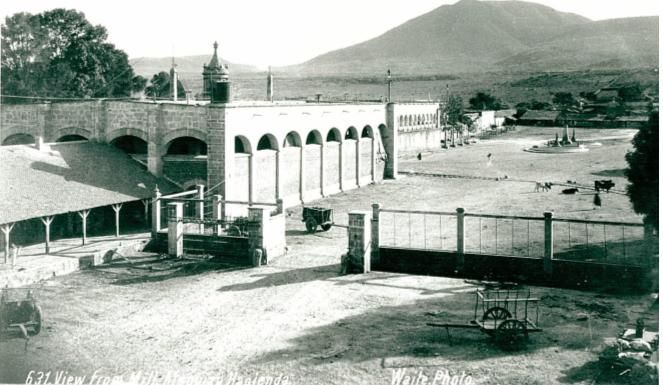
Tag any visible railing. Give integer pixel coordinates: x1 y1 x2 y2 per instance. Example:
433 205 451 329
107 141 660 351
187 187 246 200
378 206 654 267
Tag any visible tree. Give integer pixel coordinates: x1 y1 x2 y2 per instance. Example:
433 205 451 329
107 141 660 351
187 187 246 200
443 95 464 147
618 83 643 102
625 111 658 229
1 9 138 101
552 92 576 109
469 92 504 110
144 72 185 99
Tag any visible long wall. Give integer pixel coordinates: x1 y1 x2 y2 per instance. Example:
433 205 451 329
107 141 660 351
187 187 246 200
1 100 440 210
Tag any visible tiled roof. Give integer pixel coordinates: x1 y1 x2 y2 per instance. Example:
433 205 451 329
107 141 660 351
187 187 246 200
0 142 179 224
519 110 561 121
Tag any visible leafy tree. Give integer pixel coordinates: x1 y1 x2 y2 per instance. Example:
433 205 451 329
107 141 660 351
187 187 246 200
443 95 464 147
552 92 575 109
618 83 643 102
625 111 658 229
579 91 597 102
469 92 503 110
144 71 185 99
1 9 139 101
530 100 552 110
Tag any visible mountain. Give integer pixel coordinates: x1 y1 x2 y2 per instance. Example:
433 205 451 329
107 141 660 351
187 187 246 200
285 0 658 75
130 55 260 78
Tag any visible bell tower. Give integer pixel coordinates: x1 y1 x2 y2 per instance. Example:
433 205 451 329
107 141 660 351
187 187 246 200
202 41 230 99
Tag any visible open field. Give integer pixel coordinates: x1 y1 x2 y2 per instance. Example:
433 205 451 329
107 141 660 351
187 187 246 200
0 126 656 385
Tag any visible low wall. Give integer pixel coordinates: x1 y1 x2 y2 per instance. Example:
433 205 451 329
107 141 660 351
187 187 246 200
398 127 443 154
376 247 650 291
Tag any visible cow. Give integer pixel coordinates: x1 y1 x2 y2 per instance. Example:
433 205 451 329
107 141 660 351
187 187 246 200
594 179 615 193
534 182 553 192
562 188 579 195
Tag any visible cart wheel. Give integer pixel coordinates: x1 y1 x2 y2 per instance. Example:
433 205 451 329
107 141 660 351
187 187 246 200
482 307 512 321
495 319 528 350
227 226 241 236
305 218 317 233
31 305 42 336
321 223 332 231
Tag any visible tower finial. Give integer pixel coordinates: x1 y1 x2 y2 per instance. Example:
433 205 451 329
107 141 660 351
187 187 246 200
213 41 218 51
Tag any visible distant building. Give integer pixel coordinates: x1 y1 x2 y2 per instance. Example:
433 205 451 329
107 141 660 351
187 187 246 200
518 110 561 126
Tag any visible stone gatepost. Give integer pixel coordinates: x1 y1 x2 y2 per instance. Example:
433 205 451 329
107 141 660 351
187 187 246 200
151 187 162 238
247 206 286 267
167 202 184 258
371 204 381 268
347 211 371 273
543 211 554 276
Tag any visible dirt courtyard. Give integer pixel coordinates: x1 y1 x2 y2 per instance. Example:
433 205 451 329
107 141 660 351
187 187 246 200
0 127 657 385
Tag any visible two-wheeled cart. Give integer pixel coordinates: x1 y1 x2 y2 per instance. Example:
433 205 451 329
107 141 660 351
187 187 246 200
302 206 334 233
427 289 542 350
0 287 42 338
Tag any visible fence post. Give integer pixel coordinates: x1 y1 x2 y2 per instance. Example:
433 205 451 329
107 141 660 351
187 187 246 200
544 211 554 276
456 207 465 272
371 203 381 268
196 184 205 234
151 186 161 238
167 202 184 258
212 195 223 236
276 199 284 215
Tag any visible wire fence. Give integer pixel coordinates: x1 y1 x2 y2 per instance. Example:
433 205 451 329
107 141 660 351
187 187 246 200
378 208 653 266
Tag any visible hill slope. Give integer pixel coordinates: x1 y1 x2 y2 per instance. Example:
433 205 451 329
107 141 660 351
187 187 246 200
286 0 657 75
130 55 260 78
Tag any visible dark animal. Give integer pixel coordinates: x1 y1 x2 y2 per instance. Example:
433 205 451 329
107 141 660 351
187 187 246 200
566 180 576 184
534 182 553 192
594 180 615 193
562 188 579 195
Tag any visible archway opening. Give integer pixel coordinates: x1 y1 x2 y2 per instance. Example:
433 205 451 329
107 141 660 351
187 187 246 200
166 137 208 155
257 134 278 151
111 135 147 154
306 131 322 145
345 127 358 140
361 126 373 138
283 131 301 147
326 129 341 143
57 134 88 142
2 133 35 146
235 136 251 153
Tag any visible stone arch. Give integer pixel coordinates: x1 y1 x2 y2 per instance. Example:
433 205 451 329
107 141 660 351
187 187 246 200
306 130 323 145
326 128 341 142
107 128 149 144
235 135 252 153
181 178 206 191
408 115 413 126
111 135 148 154
161 129 208 149
282 131 302 147
56 134 88 142
2 133 35 145
361 125 373 138
165 136 208 155
344 126 358 140
257 133 279 151
54 127 92 143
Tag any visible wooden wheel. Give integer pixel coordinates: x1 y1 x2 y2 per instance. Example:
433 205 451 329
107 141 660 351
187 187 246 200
305 217 317 233
482 307 511 321
321 223 332 231
495 319 528 350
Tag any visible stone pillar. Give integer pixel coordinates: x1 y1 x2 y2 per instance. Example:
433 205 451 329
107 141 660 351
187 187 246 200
249 153 257 204
212 195 223 236
151 187 162 238
371 136 376 183
299 145 306 202
456 208 465 271
206 105 227 207
41 217 54 254
543 211 554 276
111 204 122 238
276 198 284 215
384 103 399 178
196 184 205 234
147 142 163 177
339 141 345 191
248 207 270 266
167 202 184 258
275 150 282 201
371 204 381 267
320 143 326 196
347 211 371 273
355 139 361 186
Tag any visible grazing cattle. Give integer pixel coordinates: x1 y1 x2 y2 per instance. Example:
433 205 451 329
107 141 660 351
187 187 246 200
562 188 579 195
535 182 552 192
594 179 615 193
566 180 576 184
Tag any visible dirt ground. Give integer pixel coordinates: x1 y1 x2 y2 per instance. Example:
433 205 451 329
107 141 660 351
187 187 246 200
0 127 657 385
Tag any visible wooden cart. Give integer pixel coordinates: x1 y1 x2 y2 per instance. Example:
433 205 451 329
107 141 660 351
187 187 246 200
302 207 334 233
427 289 542 350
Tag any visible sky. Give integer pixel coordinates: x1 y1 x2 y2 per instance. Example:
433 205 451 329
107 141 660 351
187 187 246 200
0 0 660 67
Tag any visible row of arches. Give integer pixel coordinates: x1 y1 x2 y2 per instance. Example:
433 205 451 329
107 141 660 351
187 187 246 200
236 126 375 154
398 113 438 128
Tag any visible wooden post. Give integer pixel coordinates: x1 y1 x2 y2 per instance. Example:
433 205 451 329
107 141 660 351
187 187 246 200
1 223 15 264
355 138 361 187
40 216 54 254
142 199 150 225
456 208 465 272
196 184 205 234
167 202 184 258
151 186 161 238
543 211 554 276
111 204 123 238
77 210 90 245
212 195 223 236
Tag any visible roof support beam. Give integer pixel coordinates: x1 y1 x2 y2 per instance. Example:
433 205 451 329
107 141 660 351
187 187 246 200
40 216 54 254
77 210 91 245
1 223 15 264
111 204 123 238
141 199 150 225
